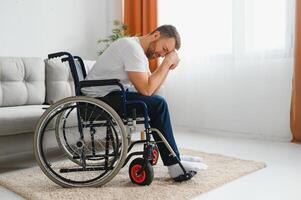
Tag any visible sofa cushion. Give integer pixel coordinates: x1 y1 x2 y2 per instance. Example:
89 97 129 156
45 58 95 104
0 105 48 136
0 57 45 107
45 58 75 105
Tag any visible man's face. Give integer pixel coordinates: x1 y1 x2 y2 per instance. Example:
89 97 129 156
146 37 176 59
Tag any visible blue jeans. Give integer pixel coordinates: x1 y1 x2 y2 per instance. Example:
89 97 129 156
99 91 180 166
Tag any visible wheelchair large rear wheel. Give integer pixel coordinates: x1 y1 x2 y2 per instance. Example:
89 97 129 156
54 105 120 166
34 96 128 187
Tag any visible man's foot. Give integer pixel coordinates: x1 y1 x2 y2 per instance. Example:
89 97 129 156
168 160 208 179
180 155 203 163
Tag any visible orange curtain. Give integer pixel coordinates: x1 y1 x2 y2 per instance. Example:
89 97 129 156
124 0 158 72
291 0 301 143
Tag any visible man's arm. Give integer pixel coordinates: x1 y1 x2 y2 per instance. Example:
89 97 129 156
128 51 179 96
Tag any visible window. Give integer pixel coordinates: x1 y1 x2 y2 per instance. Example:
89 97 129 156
159 0 294 59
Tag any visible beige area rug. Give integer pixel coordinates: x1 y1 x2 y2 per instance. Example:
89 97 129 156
0 149 266 200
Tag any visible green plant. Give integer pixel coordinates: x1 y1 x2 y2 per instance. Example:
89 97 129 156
97 20 130 56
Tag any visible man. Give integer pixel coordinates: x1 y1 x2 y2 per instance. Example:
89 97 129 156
82 25 207 180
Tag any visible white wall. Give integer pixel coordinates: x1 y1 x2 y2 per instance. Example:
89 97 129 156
0 0 122 60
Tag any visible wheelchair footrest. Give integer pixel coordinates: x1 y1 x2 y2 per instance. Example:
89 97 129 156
173 171 197 182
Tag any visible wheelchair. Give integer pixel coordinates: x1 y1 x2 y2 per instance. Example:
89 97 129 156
33 52 195 188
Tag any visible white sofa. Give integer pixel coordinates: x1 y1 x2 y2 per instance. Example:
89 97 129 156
0 57 89 165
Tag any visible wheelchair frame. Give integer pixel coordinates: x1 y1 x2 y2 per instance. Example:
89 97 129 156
33 52 194 187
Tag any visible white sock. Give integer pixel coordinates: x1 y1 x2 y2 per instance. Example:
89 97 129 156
168 160 208 178
181 155 203 163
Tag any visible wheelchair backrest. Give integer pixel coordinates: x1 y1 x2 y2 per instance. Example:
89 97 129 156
48 52 87 95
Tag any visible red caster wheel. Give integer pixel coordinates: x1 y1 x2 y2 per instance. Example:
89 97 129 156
129 158 154 186
151 146 159 165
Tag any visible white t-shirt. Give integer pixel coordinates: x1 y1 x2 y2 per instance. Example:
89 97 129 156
82 37 150 97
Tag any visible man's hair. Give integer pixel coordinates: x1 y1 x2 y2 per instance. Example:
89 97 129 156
150 25 181 50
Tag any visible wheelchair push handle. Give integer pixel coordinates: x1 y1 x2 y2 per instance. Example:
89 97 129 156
48 52 73 59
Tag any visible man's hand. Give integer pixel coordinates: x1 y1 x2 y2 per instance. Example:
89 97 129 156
163 51 180 70
169 58 180 70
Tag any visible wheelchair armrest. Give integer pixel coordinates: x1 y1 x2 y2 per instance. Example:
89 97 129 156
79 79 126 94
79 79 120 88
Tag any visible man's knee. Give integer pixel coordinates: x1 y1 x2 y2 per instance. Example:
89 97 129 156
150 95 169 112
152 95 167 105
